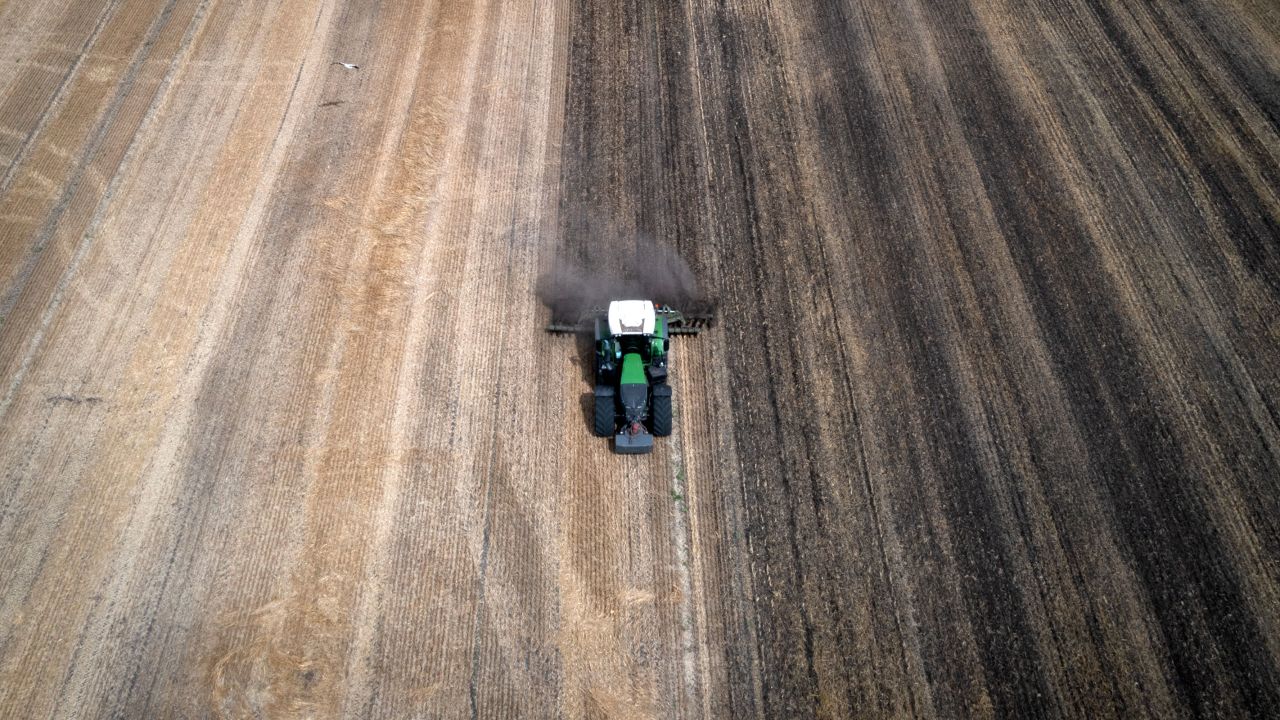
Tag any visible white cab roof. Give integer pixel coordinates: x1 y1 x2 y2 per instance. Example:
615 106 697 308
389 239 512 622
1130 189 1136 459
608 300 655 335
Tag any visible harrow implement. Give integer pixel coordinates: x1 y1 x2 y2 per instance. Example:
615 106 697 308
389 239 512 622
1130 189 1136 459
546 304 714 335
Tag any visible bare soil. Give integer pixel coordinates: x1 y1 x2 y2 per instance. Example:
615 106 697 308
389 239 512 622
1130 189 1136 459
1 0 1278 717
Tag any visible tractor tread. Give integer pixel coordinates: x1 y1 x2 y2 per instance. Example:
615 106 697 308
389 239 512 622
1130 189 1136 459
651 385 673 437
593 385 616 437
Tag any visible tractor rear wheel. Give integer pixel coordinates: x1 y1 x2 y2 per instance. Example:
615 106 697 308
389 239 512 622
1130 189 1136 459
650 385 672 437
593 385 616 437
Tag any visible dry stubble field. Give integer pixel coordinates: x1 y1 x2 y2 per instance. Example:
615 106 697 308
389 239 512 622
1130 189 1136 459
1 0 1278 717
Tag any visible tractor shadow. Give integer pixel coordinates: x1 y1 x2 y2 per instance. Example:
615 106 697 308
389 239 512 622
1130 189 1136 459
578 392 594 436
569 328 597 436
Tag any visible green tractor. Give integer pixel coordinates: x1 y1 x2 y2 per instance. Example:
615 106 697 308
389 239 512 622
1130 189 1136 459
549 300 710 454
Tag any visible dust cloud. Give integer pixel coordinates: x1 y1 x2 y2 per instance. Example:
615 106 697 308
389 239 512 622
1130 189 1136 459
537 213 714 324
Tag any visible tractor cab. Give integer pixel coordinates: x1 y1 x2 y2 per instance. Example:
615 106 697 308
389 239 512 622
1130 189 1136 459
608 299 656 336
594 300 669 385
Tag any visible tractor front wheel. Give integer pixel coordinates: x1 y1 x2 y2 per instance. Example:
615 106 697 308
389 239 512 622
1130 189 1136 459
650 385 672 437
593 385 616 437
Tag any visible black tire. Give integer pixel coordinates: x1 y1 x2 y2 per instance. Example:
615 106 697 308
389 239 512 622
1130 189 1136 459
593 386 616 437
650 385 672 437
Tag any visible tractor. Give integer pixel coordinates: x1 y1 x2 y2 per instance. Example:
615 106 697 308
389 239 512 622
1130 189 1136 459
548 300 711 454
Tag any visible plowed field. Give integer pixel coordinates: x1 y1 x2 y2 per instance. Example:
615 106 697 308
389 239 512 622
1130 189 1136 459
2 0 1278 717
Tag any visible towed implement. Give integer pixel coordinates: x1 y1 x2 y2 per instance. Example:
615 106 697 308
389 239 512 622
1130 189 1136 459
548 300 712 454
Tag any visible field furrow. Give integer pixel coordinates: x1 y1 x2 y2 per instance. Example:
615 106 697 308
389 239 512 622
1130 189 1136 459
1 0 1277 717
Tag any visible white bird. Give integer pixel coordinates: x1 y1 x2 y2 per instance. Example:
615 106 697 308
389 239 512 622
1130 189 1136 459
332 62 359 70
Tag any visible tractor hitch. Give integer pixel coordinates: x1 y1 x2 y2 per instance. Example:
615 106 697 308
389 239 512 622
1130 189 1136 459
614 422 655 454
